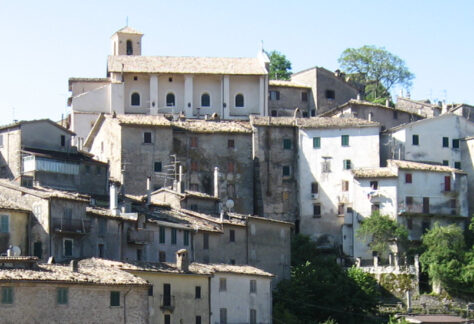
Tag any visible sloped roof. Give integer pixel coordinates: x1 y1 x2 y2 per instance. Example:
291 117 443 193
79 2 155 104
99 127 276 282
269 80 311 88
320 99 426 118
172 120 252 134
114 26 143 35
352 168 398 178
388 160 466 174
250 116 380 129
0 180 90 202
0 119 75 135
107 56 267 75
0 197 30 212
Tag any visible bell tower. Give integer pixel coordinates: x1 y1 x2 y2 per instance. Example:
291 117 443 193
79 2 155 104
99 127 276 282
110 26 143 56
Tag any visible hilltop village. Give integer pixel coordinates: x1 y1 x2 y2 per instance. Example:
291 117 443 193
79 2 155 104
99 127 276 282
0 27 473 323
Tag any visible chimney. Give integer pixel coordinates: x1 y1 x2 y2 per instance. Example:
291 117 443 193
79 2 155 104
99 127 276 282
176 249 189 272
356 93 361 101
213 167 219 198
385 99 390 107
146 176 151 205
109 182 119 216
177 165 185 193
70 260 78 272
6 246 12 256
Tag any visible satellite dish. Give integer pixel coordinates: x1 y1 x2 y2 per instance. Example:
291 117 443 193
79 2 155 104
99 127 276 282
225 199 234 211
11 246 21 257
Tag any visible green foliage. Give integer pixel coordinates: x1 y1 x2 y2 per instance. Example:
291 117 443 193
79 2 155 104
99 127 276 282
356 212 408 259
274 237 381 323
420 222 474 296
338 45 414 102
267 50 292 80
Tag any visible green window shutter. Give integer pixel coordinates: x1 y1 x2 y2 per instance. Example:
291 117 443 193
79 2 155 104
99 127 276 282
183 231 189 246
110 291 120 306
171 228 177 244
0 215 8 233
57 288 68 304
313 137 321 148
159 227 165 244
2 287 13 304
341 135 349 146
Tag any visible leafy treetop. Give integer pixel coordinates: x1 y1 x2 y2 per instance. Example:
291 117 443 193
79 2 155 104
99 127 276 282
267 50 292 80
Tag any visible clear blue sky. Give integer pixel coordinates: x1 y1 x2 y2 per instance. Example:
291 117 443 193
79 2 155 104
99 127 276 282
1 0 473 126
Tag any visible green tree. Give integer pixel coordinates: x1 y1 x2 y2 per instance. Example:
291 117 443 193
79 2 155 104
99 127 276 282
356 212 408 259
338 45 414 102
419 222 473 296
267 50 292 80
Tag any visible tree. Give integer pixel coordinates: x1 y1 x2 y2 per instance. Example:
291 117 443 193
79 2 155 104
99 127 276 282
267 50 292 80
338 45 414 102
419 222 473 296
356 212 408 259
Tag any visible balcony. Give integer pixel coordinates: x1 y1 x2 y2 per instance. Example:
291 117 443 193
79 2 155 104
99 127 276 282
52 218 91 235
127 229 154 245
159 294 175 312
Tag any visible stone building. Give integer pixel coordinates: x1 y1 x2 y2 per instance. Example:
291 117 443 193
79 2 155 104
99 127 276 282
395 96 441 118
0 198 30 255
320 99 425 130
447 103 474 122
0 257 149 324
0 119 107 196
69 26 270 142
268 80 312 117
348 160 469 259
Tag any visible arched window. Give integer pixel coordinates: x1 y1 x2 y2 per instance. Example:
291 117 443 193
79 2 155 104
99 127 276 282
166 93 175 107
235 94 244 108
131 92 140 106
126 40 133 55
201 93 210 107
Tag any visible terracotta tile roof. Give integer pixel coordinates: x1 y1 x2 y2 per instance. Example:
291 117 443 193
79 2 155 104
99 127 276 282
250 116 380 128
269 80 311 88
0 180 90 202
352 168 398 178
320 99 426 118
86 206 138 221
388 160 466 174
0 197 30 212
108 56 267 75
172 120 252 134
0 258 148 286
113 114 172 126
0 119 75 135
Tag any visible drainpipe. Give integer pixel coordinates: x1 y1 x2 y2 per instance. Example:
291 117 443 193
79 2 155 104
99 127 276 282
213 167 219 198
123 288 131 324
208 276 212 324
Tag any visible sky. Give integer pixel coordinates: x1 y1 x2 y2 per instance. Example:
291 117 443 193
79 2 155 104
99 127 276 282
1 0 473 126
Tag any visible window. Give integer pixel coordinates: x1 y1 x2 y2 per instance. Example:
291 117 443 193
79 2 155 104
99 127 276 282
196 316 202 324
412 134 419 145
131 92 140 106
96 166 102 175
452 139 460 149
166 93 175 107
271 110 277 117
33 241 42 258
313 204 321 218
406 196 413 206
444 176 451 192
325 89 335 99
341 135 349 146
454 161 461 169
313 137 321 148
110 291 120 306
301 91 308 102
148 286 154 296
190 137 198 148
450 199 457 209
311 182 318 194
203 233 209 249
227 139 235 148
442 137 449 147
227 183 235 198
342 180 349 192
250 309 257 324
98 243 105 258
195 286 201 299
371 203 380 213
368 112 373 121
136 248 142 261
1 287 13 304
229 259 235 265
229 230 235 242
219 278 227 291
407 218 413 230
159 226 165 244
423 197 430 213
63 239 73 257
227 161 235 173
183 230 190 246
171 228 177 245
343 159 352 170
164 315 170 324
269 90 280 100
163 284 171 306
191 161 199 172
405 173 412 184
133 76 138 81
311 109 316 117
250 279 257 293
393 110 398 119
0 215 9 233
57 288 68 305
143 132 152 144
282 165 291 177
98 218 107 237
126 40 133 55
60 135 66 147
442 160 449 166
220 308 227 324
322 158 331 173
235 94 244 107
201 93 210 107
370 181 378 190
154 161 162 172
283 138 292 150
159 251 166 262
422 221 430 233
338 203 345 215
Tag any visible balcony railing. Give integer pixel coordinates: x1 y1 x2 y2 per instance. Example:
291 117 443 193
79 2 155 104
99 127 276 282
159 294 175 312
52 218 91 234
127 229 154 245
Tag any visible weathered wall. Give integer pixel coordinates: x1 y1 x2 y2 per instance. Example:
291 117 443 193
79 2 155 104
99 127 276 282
268 85 311 117
0 209 29 255
0 283 148 324
315 68 358 115
0 128 22 179
21 121 73 152
461 138 474 216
